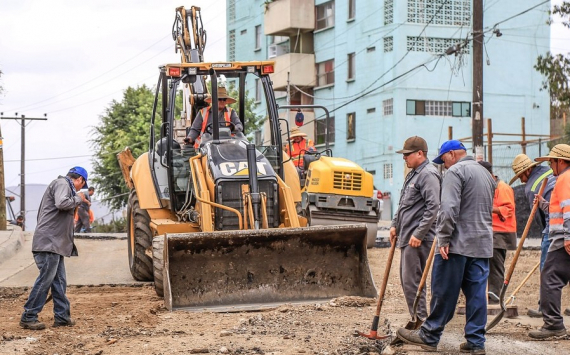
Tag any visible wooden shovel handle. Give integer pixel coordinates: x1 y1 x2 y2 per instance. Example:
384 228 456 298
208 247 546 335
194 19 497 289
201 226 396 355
373 239 397 316
418 237 437 294
504 179 547 285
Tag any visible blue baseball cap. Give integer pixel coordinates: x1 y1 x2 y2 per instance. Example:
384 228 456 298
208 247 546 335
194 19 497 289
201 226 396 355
433 140 466 164
68 166 89 188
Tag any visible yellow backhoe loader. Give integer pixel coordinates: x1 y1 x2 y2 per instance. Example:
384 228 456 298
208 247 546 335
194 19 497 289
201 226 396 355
116 6 377 311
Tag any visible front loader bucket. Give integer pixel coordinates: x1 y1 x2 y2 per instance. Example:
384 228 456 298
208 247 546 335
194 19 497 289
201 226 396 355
163 224 377 311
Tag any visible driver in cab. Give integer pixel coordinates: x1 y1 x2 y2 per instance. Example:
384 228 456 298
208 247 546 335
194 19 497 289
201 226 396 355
184 86 243 148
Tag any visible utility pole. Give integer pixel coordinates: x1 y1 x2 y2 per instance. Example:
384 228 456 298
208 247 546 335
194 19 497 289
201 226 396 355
0 113 48 231
472 0 484 161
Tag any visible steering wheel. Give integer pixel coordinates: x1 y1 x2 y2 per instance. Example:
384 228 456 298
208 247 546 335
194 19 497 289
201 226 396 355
204 121 236 135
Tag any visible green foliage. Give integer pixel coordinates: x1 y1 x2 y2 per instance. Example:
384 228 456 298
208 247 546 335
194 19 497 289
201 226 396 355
535 2 570 120
92 217 127 233
91 85 155 210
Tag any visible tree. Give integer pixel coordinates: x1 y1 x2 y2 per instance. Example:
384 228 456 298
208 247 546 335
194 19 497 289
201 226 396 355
534 2 570 121
91 85 155 210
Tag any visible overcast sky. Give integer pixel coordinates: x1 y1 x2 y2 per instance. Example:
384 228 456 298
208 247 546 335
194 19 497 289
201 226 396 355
1 0 569 196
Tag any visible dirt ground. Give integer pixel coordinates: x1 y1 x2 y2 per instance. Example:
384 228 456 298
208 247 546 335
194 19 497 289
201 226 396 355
0 248 568 355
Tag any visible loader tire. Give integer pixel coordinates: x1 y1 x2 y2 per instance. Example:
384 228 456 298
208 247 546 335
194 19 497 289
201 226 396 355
127 189 153 281
152 237 164 297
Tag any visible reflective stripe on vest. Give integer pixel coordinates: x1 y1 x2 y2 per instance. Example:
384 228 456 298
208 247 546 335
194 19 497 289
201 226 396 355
195 107 233 148
531 169 552 192
549 170 570 235
287 139 311 167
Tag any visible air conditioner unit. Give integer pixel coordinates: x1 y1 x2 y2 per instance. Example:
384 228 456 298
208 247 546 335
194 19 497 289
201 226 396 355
268 44 289 59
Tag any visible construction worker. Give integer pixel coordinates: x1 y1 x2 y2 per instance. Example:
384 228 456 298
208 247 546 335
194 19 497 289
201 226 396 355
479 161 517 304
397 140 495 354
509 153 556 317
284 127 315 171
390 136 441 346
20 166 88 330
184 86 243 148
528 144 570 339
74 187 94 233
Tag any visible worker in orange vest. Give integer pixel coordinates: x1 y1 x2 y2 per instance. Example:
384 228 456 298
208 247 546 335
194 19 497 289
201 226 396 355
184 87 243 148
284 127 315 171
478 161 517 305
528 144 570 339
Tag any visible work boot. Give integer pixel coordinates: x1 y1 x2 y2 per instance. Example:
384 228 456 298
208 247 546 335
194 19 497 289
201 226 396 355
527 308 543 318
396 328 437 352
19 320 46 330
528 327 567 339
53 318 76 327
564 308 570 317
460 342 486 354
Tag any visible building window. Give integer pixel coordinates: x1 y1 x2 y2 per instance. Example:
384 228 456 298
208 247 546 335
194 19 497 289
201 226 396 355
316 1 335 30
384 163 393 179
315 117 335 145
316 59 335 87
269 35 288 44
406 100 471 117
255 25 262 50
384 0 393 25
229 0 236 21
383 98 393 116
348 0 356 20
229 30 236 62
384 36 393 52
407 0 471 27
347 113 356 141
240 29 247 35
407 36 470 54
255 79 262 102
367 108 376 114
366 46 376 52
347 53 355 80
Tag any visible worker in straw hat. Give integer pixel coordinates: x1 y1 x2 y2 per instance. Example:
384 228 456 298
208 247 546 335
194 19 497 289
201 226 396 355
528 144 570 339
510 153 556 318
184 86 243 148
284 127 315 171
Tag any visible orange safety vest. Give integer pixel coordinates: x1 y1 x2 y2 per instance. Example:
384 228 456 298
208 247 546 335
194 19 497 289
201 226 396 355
194 107 233 148
285 138 314 168
548 169 570 237
492 180 517 233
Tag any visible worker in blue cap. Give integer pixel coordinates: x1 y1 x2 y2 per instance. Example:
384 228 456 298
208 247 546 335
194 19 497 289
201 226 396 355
20 166 89 330
397 140 496 354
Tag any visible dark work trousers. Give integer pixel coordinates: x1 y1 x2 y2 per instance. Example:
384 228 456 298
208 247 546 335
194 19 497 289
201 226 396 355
488 248 506 302
419 254 489 348
540 247 570 330
74 208 91 233
399 240 433 320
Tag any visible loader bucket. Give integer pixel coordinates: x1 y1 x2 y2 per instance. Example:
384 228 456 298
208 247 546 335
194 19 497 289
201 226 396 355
163 224 377 311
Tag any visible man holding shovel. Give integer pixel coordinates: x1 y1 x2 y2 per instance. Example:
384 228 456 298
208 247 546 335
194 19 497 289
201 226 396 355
396 140 495 354
509 154 557 317
478 161 517 304
528 144 570 339
390 136 441 345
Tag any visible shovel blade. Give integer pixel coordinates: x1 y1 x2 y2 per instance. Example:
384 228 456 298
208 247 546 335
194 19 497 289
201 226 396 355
357 330 390 340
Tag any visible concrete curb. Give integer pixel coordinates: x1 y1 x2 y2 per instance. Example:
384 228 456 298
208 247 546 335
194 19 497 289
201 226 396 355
0 225 25 266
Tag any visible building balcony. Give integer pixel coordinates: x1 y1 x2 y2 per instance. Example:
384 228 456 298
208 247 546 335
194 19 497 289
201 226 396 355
264 0 315 37
270 53 315 91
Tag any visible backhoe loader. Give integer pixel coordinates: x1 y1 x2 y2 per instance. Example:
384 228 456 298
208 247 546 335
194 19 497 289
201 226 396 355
116 6 377 311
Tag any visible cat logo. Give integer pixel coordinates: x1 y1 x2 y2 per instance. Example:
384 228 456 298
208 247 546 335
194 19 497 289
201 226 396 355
219 161 269 176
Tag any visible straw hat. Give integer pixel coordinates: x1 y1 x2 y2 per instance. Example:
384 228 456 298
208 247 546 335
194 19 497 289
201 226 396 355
290 127 307 138
509 154 540 185
535 144 570 162
205 87 237 104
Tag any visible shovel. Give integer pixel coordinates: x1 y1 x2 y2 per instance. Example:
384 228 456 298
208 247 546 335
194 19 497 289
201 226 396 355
486 179 547 332
505 261 540 307
357 236 397 340
404 237 437 329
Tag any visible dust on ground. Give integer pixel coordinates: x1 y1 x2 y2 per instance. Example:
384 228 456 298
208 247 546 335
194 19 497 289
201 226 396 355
1 249 569 355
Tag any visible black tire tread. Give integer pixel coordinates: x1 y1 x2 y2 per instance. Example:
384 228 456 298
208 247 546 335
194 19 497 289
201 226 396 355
127 189 153 281
152 237 164 297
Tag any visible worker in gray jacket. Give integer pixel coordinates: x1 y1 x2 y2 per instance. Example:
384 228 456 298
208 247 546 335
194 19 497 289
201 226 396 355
390 136 441 342
20 167 88 330
397 140 495 354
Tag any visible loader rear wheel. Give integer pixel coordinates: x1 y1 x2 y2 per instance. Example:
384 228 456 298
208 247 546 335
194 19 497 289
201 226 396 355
152 237 164 297
127 189 153 281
